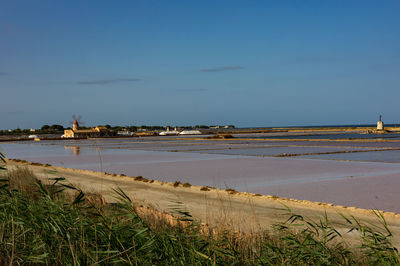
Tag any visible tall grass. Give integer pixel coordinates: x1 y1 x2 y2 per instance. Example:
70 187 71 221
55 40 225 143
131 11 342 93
0 163 399 265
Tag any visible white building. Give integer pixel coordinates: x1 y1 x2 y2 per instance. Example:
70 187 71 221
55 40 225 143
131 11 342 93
179 130 202 135
117 130 135 136
159 130 180 136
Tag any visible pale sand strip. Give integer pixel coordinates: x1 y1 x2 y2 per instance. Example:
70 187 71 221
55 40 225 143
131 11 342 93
5 159 400 248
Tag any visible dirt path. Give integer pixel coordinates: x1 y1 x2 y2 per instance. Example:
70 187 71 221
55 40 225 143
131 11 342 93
6 160 400 248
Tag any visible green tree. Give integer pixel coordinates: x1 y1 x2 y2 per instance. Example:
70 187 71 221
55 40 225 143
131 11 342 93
49 124 64 131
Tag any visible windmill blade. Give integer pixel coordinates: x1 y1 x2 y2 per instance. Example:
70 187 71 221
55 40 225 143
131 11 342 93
69 114 86 127
77 115 85 126
70 114 81 126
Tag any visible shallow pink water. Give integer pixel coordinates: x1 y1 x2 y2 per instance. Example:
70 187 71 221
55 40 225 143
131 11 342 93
3 140 400 212
258 173 400 213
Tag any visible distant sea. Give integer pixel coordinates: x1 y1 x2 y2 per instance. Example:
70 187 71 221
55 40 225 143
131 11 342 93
240 124 400 129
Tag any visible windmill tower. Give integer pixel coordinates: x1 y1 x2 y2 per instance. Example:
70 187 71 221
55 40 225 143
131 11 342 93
72 120 79 131
69 115 84 131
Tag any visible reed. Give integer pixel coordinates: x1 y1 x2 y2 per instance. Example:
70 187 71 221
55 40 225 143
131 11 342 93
0 163 399 265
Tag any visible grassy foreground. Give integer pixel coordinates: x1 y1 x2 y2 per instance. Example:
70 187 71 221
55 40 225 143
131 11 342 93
0 158 399 264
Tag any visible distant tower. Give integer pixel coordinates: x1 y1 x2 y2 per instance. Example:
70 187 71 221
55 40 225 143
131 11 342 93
73 120 79 131
166 125 171 132
377 115 384 130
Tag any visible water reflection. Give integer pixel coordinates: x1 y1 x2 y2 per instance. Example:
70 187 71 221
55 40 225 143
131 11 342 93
64 146 80 156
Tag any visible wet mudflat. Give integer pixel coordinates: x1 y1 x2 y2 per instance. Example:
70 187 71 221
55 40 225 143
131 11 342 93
2 132 400 212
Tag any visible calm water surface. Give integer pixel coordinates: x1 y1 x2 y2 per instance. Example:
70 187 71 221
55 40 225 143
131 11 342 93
3 136 400 212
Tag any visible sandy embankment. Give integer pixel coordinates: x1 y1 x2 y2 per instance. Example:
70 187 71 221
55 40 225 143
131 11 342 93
4 159 400 248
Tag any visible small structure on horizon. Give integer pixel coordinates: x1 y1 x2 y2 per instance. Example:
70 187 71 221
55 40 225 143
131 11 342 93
63 120 109 138
117 130 135 136
377 115 384 131
179 130 202 135
159 125 180 136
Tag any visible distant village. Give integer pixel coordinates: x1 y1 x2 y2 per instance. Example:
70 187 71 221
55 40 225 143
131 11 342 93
0 115 393 141
0 119 235 140
62 121 235 139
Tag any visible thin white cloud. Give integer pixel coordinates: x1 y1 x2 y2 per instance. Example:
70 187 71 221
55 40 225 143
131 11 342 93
78 78 141 85
200 66 244 72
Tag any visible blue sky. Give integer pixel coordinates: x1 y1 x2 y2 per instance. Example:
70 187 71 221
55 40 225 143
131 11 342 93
1 1 400 129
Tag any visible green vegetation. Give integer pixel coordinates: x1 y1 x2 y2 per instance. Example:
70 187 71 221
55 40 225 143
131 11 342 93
194 125 210 129
0 124 239 136
0 128 32 135
40 124 50 130
41 124 64 131
0 160 399 264
0 124 65 135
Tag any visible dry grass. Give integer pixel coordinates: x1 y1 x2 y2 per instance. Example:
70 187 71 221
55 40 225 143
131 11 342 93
7 167 39 195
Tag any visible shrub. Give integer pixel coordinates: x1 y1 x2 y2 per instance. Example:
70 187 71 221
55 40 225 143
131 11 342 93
225 188 238 194
182 182 191 188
